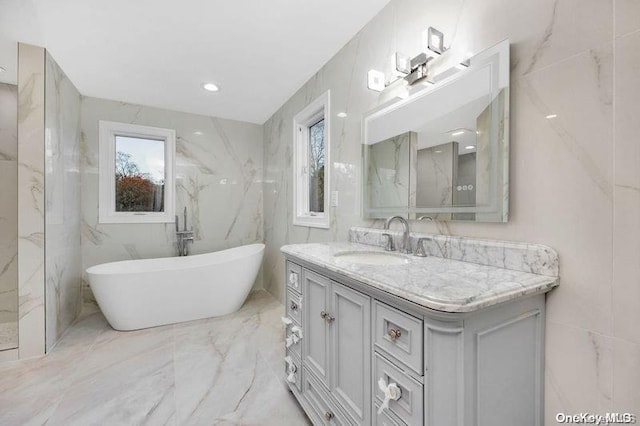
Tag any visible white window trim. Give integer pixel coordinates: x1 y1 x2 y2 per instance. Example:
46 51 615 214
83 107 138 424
99 120 175 224
292 90 330 229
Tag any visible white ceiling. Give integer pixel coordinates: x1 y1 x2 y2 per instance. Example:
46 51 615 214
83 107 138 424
0 0 390 123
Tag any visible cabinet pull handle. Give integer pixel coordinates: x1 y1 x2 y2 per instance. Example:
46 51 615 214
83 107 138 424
387 328 402 341
290 302 298 311
325 314 335 323
324 411 334 420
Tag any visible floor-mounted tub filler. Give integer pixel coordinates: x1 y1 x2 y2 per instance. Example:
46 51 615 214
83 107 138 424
87 243 265 330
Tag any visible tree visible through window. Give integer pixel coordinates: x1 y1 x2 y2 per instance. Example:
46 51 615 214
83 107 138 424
308 119 325 213
114 136 165 212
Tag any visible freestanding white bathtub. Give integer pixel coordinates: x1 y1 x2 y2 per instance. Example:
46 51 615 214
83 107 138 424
87 243 265 331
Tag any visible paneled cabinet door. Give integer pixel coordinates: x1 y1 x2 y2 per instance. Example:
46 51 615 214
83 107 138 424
330 282 371 425
302 269 332 386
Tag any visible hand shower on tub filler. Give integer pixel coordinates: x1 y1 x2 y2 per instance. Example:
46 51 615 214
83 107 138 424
175 206 194 256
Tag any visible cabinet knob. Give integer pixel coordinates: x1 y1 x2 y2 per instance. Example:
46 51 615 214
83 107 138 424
324 411 334 420
387 328 402 341
320 311 335 323
290 302 298 311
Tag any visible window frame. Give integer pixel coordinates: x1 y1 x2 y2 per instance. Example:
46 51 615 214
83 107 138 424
98 120 176 224
292 90 331 229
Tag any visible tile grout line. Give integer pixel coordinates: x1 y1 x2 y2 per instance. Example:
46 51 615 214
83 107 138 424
511 40 615 84
611 0 616 410
171 322 178 426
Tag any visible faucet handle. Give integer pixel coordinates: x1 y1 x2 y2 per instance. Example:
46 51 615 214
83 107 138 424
381 233 395 252
414 237 432 257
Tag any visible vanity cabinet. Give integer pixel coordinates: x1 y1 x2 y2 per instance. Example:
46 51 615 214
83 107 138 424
302 268 371 425
284 258 546 426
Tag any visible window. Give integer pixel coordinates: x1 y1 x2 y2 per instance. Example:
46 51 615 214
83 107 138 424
99 121 175 223
293 91 330 228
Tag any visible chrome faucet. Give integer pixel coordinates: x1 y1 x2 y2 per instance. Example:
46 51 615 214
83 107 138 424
384 216 411 254
175 207 194 256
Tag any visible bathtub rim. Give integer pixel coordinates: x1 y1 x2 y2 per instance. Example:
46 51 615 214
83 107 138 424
86 242 265 276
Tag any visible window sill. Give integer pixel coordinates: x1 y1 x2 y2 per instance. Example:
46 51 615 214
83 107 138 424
293 216 330 229
98 212 175 224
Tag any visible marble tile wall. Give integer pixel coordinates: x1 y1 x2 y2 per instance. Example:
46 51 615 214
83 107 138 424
366 131 414 209
612 2 640 413
80 97 264 306
17 43 46 358
44 52 82 351
263 0 639 418
0 82 18 351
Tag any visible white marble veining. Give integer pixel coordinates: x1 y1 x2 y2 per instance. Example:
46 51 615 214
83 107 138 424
44 52 82 350
0 82 18 351
80 97 264 307
282 242 557 313
0 290 309 425
17 43 46 357
349 227 559 277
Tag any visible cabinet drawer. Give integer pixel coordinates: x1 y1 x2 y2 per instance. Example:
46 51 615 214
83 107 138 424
286 289 302 326
374 301 423 375
374 405 406 426
285 351 302 393
302 368 351 426
286 261 302 293
374 353 423 426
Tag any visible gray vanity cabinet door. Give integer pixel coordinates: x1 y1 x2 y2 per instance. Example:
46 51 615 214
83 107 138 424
330 282 371 425
303 269 331 387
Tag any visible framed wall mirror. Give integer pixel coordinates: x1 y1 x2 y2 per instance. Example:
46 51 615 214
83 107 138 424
363 40 509 222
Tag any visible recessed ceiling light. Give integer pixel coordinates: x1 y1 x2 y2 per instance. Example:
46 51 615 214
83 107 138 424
337 112 347 118
194 131 203 135
451 130 465 136
546 114 557 119
203 83 219 92
465 145 475 150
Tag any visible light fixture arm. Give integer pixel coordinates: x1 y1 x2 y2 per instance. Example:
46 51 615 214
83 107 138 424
367 26 467 92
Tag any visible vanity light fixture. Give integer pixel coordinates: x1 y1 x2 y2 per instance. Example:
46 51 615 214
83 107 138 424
367 69 386 92
426 27 447 55
337 112 347 118
546 114 557 119
203 83 219 92
366 26 469 93
394 52 412 75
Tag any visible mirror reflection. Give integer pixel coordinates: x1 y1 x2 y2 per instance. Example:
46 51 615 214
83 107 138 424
363 41 509 222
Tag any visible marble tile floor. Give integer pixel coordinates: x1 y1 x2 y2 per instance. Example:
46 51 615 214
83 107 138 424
0 290 310 426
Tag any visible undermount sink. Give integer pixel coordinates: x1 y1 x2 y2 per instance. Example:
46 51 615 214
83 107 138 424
333 251 410 266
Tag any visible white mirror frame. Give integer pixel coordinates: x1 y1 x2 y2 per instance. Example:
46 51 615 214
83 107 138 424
362 40 510 222
98 120 176 224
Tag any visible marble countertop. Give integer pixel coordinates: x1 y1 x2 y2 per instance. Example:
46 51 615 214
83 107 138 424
281 242 559 313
